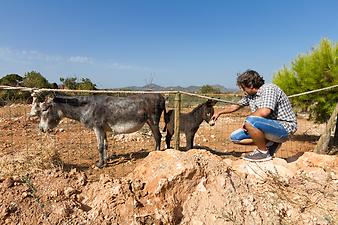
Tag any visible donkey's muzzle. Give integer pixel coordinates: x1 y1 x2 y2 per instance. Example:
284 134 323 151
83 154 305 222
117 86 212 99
208 119 215 126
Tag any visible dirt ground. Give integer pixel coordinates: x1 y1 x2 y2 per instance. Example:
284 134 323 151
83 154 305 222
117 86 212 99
0 104 322 178
0 104 336 224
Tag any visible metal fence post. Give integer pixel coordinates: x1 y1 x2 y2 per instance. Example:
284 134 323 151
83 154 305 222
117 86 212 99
174 92 181 150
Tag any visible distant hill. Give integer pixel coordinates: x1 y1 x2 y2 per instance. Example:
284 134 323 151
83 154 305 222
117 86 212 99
112 83 236 93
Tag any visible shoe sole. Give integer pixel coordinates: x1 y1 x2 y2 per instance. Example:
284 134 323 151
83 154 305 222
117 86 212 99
243 156 272 162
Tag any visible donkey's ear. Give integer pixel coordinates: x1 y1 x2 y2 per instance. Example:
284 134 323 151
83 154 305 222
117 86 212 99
206 99 217 106
45 95 55 104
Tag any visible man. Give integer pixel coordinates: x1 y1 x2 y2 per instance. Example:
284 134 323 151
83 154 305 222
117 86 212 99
211 70 297 162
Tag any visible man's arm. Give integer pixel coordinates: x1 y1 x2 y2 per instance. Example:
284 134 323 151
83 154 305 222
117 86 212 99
251 107 272 118
212 104 242 122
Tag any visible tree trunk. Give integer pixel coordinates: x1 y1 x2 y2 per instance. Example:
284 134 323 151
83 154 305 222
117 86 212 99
314 103 338 154
333 115 338 146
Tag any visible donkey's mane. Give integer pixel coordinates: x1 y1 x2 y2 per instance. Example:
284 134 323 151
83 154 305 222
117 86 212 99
53 96 89 107
190 102 207 114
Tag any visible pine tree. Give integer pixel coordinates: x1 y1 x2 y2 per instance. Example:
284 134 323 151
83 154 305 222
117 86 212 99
273 38 338 123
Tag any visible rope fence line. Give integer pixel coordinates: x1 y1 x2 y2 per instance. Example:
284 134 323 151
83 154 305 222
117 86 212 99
0 85 177 94
179 91 239 105
0 85 239 104
0 83 338 104
287 84 338 98
0 85 35 92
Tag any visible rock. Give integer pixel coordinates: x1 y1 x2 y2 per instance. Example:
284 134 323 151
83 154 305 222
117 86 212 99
290 152 338 173
12 176 21 183
69 168 77 176
55 204 72 217
3 177 14 188
49 190 59 199
303 167 330 183
77 173 87 186
196 177 207 192
64 187 76 198
21 192 31 199
5 202 17 214
232 158 295 180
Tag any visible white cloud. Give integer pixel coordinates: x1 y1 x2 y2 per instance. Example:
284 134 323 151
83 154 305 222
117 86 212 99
68 56 93 64
104 61 151 71
0 47 152 72
0 47 63 64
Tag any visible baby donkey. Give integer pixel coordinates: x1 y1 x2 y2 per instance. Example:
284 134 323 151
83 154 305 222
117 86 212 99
164 99 217 150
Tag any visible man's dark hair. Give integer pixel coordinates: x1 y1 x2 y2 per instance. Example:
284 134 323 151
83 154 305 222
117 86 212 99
236 70 265 89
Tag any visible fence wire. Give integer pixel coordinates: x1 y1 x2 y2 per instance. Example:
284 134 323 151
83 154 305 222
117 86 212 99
0 89 326 178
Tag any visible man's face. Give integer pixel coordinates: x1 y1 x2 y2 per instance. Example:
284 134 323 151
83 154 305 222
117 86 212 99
241 85 258 96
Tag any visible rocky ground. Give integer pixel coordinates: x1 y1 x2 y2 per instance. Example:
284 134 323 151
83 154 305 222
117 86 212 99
1 150 337 224
0 104 337 224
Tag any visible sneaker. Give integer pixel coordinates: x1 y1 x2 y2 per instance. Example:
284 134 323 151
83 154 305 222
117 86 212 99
267 142 282 157
243 149 272 162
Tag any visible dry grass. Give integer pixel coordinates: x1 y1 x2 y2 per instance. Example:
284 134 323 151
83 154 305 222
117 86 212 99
250 164 338 224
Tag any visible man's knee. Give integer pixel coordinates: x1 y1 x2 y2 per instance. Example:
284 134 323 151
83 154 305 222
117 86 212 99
230 133 240 143
230 129 253 144
244 116 264 127
230 129 242 142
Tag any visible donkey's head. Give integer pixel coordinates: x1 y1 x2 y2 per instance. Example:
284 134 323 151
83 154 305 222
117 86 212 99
29 92 53 118
201 99 217 126
29 96 42 118
36 97 63 132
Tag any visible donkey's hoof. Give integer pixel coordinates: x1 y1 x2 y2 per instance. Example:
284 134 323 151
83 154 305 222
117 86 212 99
96 161 107 168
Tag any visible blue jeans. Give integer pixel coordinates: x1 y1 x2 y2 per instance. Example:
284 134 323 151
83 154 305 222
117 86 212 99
230 116 289 144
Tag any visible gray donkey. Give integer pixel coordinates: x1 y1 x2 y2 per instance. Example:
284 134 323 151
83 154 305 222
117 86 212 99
30 94 166 168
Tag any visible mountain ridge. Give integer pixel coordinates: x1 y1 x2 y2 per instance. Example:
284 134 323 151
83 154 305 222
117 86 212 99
110 83 237 93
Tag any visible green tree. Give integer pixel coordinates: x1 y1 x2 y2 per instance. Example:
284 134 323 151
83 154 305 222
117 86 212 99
60 77 96 90
0 74 27 103
77 78 96 90
273 38 338 123
199 85 221 94
60 77 78 89
0 74 23 86
22 71 50 88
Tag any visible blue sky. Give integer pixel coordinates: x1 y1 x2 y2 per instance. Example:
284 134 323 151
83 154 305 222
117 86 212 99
0 0 337 89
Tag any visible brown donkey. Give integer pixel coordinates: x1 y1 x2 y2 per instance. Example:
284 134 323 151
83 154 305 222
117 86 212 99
164 99 217 150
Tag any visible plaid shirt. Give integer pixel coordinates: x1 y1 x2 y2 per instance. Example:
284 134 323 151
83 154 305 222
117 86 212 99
238 83 297 134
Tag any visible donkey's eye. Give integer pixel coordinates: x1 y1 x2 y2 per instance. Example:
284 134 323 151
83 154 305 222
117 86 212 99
206 113 211 116
41 105 51 112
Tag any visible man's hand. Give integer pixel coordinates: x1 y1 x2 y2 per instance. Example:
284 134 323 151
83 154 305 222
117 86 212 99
241 120 248 131
211 104 242 122
211 113 220 122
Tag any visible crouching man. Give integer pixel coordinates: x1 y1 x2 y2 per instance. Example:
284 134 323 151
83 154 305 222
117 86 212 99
212 70 297 162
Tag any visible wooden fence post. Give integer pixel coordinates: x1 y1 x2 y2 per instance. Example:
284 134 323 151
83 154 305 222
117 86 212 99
314 103 338 154
174 92 181 150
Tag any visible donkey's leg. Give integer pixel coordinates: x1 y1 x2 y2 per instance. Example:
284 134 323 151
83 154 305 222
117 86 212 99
147 120 162 150
103 133 108 160
186 132 196 150
149 124 162 150
94 127 107 168
165 130 173 149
